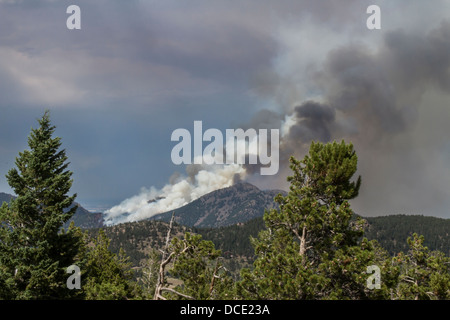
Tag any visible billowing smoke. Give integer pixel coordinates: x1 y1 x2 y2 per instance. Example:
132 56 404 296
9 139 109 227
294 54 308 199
249 21 450 217
105 20 450 225
104 113 281 225
104 163 246 225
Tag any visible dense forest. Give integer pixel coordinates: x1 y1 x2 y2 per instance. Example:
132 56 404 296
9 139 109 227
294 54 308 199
196 215 450 260
1 112 449 300
364 215 450 257
89 210 450 281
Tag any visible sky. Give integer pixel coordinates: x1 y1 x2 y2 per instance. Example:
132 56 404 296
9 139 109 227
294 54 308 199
0 0 450 223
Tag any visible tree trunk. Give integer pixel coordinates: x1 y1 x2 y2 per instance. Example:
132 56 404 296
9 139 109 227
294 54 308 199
299 226 307 257
153 212 175 300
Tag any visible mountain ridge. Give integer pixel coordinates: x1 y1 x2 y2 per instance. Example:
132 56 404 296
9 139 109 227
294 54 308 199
148 182 287 228
0 192 103 229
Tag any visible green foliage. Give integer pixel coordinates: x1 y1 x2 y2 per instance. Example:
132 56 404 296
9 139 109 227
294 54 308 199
235 141 449 300
163 232 234 300
392 233 450 300
82 229 141 300
237 141 386 299
195 217 265 256
139 249 160 298
0 111 81 299
364 215 450 256
86 220 190 269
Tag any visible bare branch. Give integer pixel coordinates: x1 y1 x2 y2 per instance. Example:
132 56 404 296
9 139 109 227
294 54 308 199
156 294 167 300
161 287 195 300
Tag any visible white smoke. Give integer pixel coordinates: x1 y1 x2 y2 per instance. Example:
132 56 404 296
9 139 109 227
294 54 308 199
104 121 284 226
104 163 246 226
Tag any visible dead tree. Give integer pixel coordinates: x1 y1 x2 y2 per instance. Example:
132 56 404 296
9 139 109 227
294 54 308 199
208 258 228 299
153 212 194 300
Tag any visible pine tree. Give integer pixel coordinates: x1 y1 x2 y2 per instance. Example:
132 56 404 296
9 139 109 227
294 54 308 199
393 233 450 300
237 141 392 299
169 232 233 300
82 229 141 300
0 111 82 299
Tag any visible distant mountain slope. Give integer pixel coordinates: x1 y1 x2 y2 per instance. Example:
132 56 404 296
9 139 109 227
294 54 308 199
197 214 450 258
364 214 450 257
88 219 192 268
0 192 103 229
149 182 287 228
64 205 104 230
0 192 14 205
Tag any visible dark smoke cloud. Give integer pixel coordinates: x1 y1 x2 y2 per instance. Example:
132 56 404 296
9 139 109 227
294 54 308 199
280 21 450 147
291 101 335 142
322 44 407 138
383 21 450 94
245 20 450 217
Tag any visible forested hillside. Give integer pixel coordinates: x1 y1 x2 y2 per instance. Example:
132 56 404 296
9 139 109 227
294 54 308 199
0 193 14 205
87 220 191 268
364 215 450 256
83 141 449 300
197 215 450 260
86 212 450 280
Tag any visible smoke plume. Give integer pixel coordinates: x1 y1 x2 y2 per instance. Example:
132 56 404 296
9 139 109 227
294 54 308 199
250 21 450 217
104 163 246 225
105 20 450 225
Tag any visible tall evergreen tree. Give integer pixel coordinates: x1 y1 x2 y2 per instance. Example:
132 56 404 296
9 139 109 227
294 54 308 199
237 141 392 299
0 111 81 299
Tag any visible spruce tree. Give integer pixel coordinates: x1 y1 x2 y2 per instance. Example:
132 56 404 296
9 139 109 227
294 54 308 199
0 111 81 299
